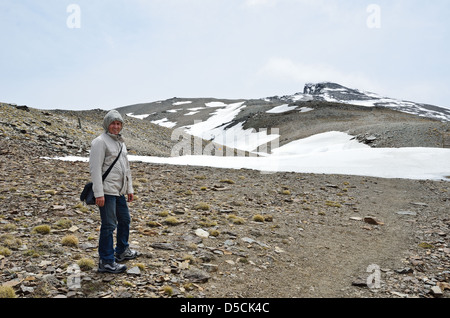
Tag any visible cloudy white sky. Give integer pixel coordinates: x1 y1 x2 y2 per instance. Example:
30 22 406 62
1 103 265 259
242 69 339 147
1 0 449 110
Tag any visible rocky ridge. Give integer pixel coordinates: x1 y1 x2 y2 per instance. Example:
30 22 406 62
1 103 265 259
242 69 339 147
301 82 450 122
0 102 449 299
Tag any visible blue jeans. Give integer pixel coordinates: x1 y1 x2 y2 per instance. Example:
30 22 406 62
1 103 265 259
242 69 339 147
98 195 130 263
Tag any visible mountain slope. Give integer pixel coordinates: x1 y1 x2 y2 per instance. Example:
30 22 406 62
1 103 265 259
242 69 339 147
116 83 450 153
0 103 176 157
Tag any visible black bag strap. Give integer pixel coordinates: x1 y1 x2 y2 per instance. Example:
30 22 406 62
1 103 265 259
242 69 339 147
102 144 123 181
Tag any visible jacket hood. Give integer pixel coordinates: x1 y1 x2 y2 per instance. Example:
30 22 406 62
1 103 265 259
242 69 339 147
103 110 124 132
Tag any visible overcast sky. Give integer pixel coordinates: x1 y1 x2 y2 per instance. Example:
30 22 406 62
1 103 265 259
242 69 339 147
1 0 449 110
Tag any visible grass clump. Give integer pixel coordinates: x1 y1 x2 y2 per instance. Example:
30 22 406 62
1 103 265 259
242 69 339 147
198 217 217 227
0 286 16 298
227 214 245 225
162 285 173 297
32 224 51 235
23 249 41 258
164 216 181 226
194 202 210 211
55 218 72 229
252 214 265 222
1 234 22 249
418 242 435 249
134 263 146 271
157 210 169 217
325 200 342 208
209 229 220 237
220 179 235 184
61 235 79 247
0 246 12 256
147 220 162 228
77 258 95 271
183 254 196 263
1 223 17 232
252 214 273 222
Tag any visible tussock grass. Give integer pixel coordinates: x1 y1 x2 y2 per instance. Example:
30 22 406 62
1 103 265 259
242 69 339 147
220 179 235 184
32 224 51 235
194 202 210 211
147 220 162 227
325 200 342 208
164 216 180 226
0 246 12 256
227 214 245 225
198 217 217 227
134 263 146 271
61 235 79 247
55 218 72 229
157 210 169 217
77 258 95 271
0 234 22 249
162 285 173 296
0 286 16 298
252 214 265 222
209 229 220 237
252 214 273 222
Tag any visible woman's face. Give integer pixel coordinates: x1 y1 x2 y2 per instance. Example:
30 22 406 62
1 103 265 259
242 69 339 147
108 120 123 135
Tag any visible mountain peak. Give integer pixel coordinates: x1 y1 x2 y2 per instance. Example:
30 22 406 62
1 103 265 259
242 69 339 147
299 82 450 122
303 82 346 95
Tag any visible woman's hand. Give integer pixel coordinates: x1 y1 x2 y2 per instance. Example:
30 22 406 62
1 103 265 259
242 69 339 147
96 196 105 207
127 193 134 203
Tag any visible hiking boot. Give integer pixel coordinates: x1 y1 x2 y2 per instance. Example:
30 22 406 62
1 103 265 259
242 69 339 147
98 259 127 274
115 247 139 262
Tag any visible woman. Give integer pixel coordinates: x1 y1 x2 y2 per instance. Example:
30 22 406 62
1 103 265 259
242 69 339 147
90 110 138 273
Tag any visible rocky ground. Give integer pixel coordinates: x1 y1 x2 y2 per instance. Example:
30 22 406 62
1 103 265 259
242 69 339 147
0 103 448 299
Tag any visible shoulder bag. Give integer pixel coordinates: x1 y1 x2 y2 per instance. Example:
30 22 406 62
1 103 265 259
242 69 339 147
80 145 123 205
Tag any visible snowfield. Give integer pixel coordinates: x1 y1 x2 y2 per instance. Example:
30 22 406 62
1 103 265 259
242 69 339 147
129 131 450 181
47 131 450 181
56 88 450 181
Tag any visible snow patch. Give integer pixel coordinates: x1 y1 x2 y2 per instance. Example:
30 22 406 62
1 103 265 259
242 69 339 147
151 118 177 128
173 101 192 106
267 104 297 114
299 107 314 113
205 101 228 107
126 113 151 120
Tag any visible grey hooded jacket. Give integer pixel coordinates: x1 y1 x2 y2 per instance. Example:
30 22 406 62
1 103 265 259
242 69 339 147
89 110 133 198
